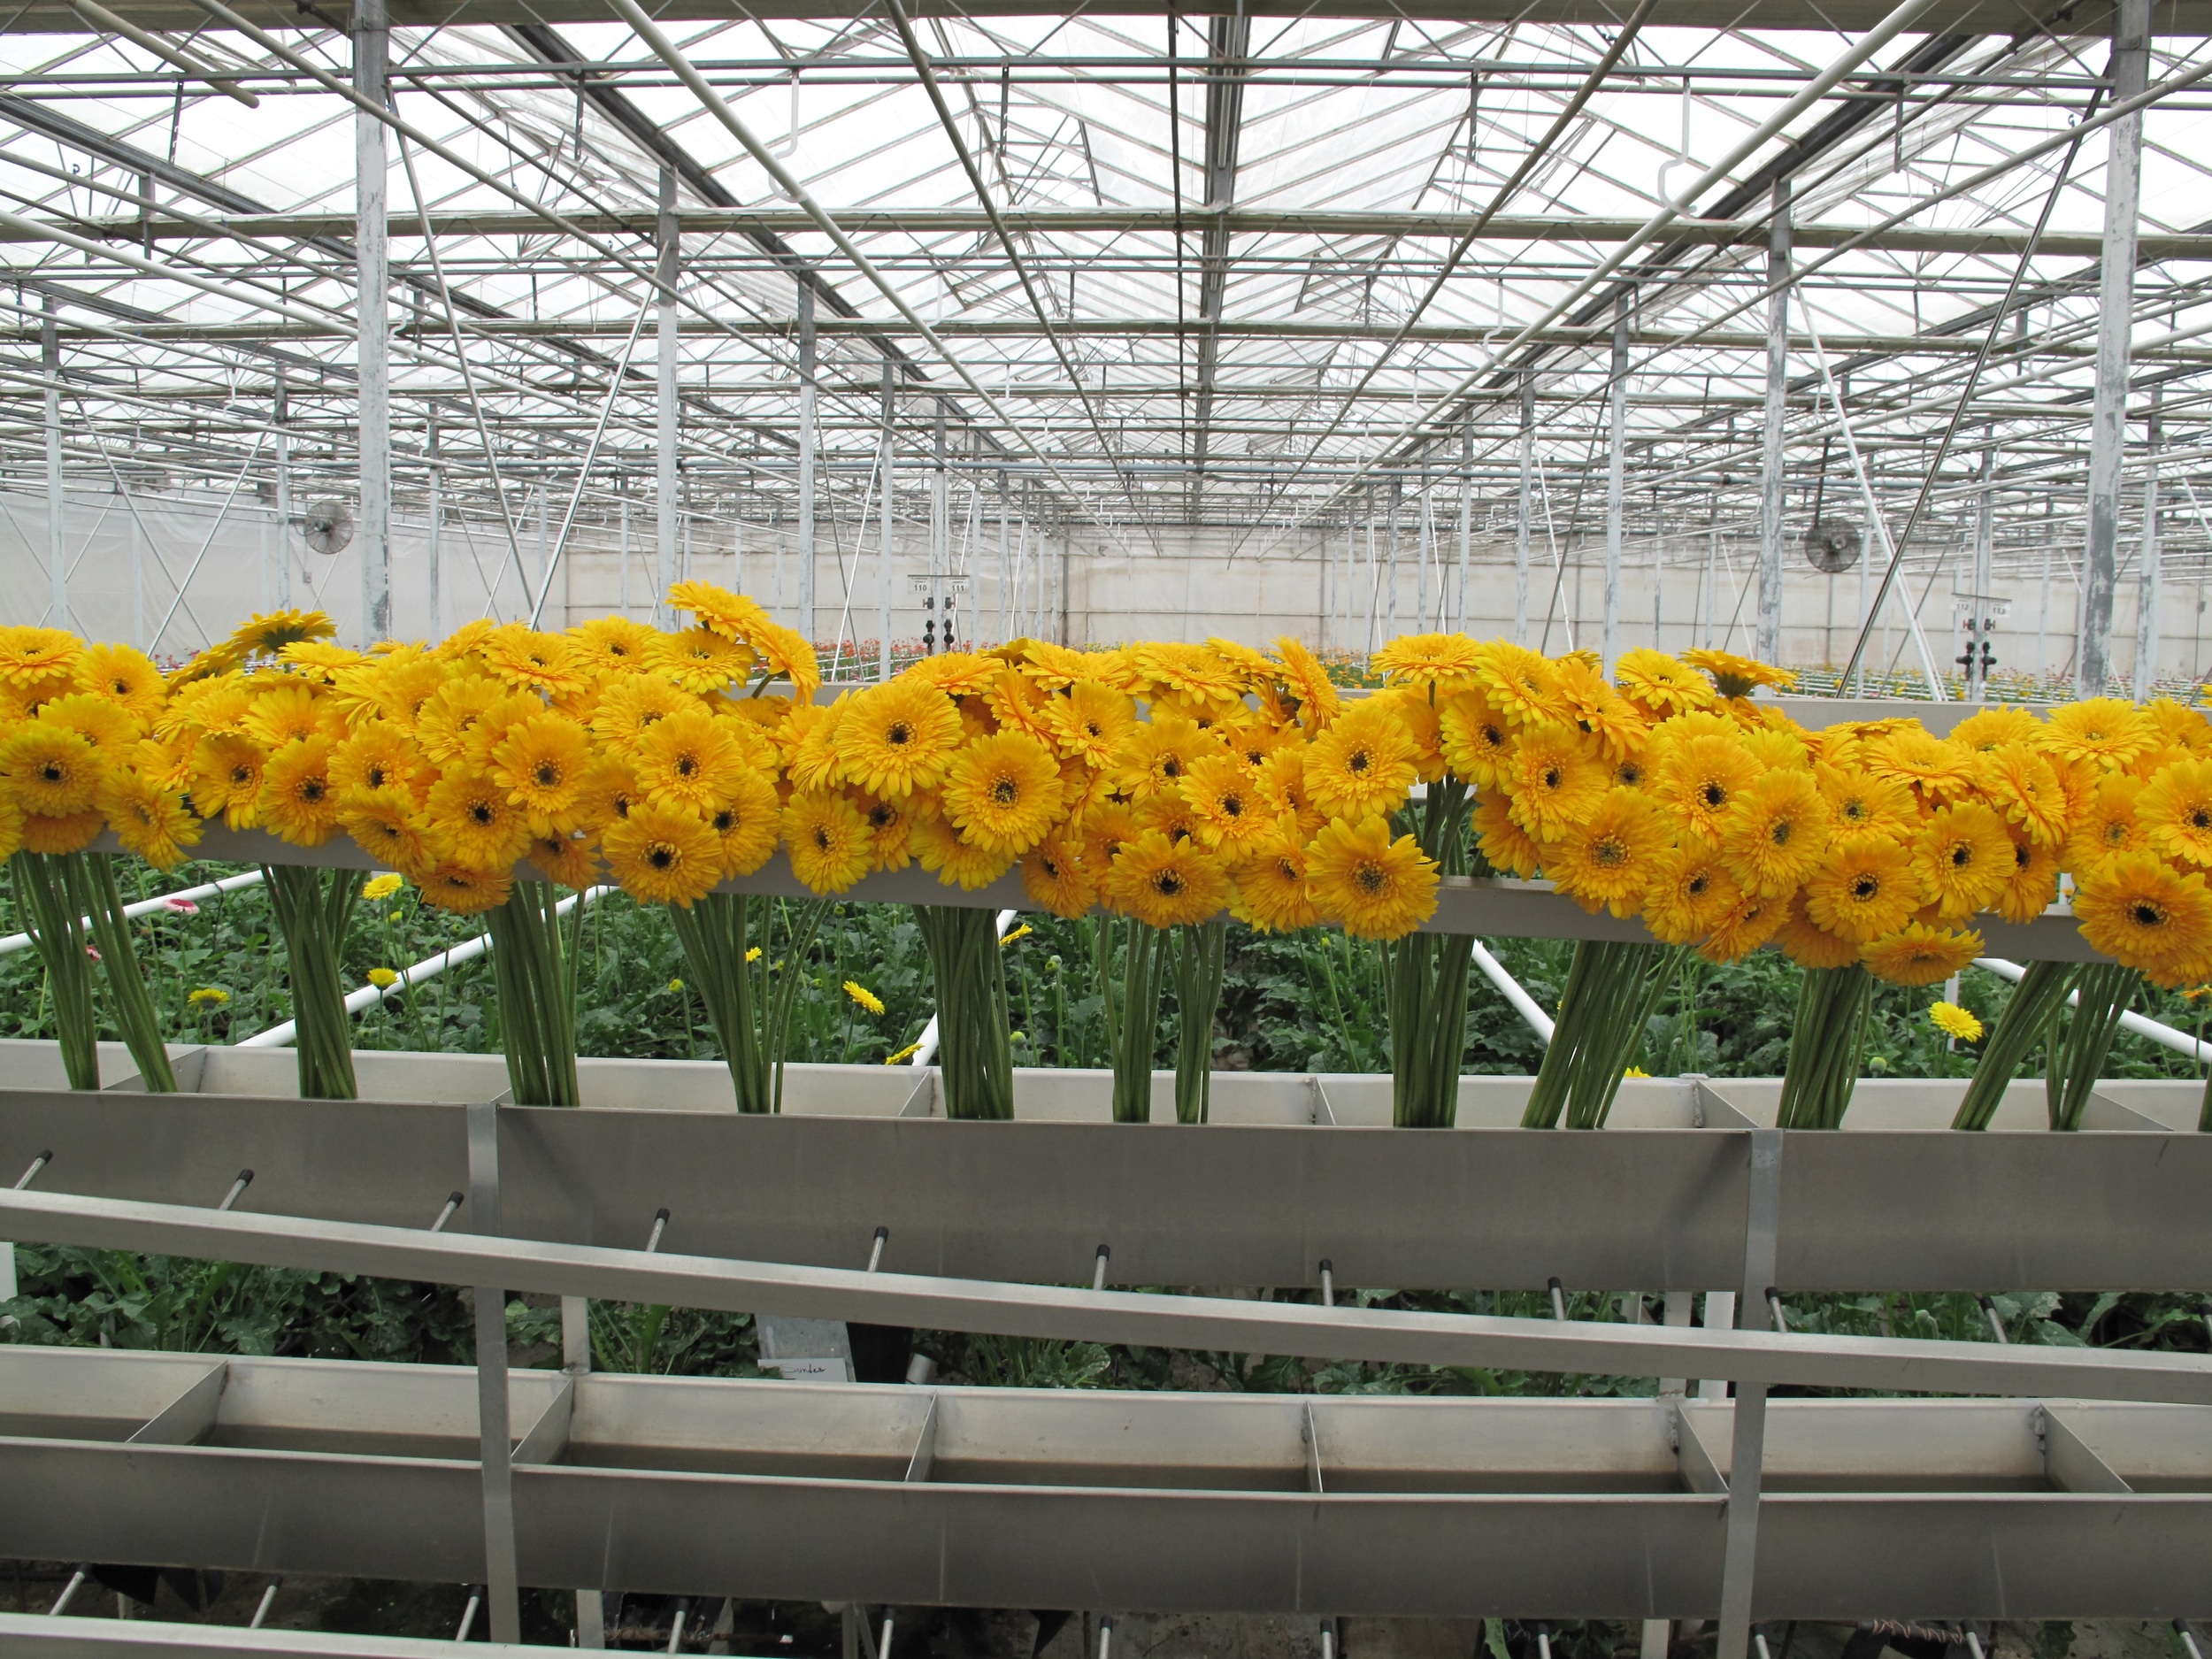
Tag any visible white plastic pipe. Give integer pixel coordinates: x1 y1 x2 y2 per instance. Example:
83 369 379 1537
1471 938 1555 1044
1975 956 2211 1064
910 909 1020 1068
238 886 610 1048
0 869 266 956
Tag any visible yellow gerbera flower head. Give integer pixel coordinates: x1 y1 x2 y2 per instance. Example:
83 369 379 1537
910 810 1017 890
188 986 229 1007
1228 825 1319 933
190 731 265 829
2139 757 2212 867
1868 728 1978 805
42 690 142 757
836 678 965 798
604 800 723 906
1438 688 1515 790
568 614 660 674
1802 833 1923 943
1306 700 1419 821
75 642 166 723
943 730 1064 856
634 705 745 815
1545 786 1666 918
1697 890 1792 964
238 682 327 752
96 766 201 870
708 771 784 878
1257 747 1325 841
2072 851 2212 977
424 765 534 870
2045 697 2154 772
366 967 401 990
1471 789 1544 877
0 722 102 818
0 625 85 687
1719 767 1832 899
2064 772 2146 874
258 735 342 848
417 861 515 916
1950 705 2045 755
1178 751 1271 851
1975 741 2070 849
1651 732 1759 843
844 980 886 1016
1773 894 1863 970
1104 826 1229 928
1133 641 1243 714
1914 800 2014 919
1306 814 1439 941
1502 718 1609 840
649 625 755 694
412 673 507 766
223 609 336 663
1114 711 1221 801
1217 709 1298 772
1815 761 1916 842
1613 649 1716 719
338 785 434 876
576 756 646 831
784 790 875 894
332 725 423 802
1012 639 1098 691
1019 833 1097 919
1371 632 1482 693
1641 838 1742 946
1044 680 1137 769
477 623 587 701
1471 641 1571 728
490 711 592 828
1929 1001 1983 1042
1269 634 1341 733
1860 920 1984 987
669 580 772 644
1680 647 1794 701
2145 697 2212 753
362 872 405 902
588 671 692 747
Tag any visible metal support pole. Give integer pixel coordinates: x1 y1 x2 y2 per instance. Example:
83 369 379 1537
1715 1129 1783 1659
426 419 442 641
1515 377 1533 646
465 1101 520 1645
1457 422 1473 633
354 0 391 646
656 167 680 626
273 373 291 611
42 296 65 634
879 364 895 680
1968 441 1993 701
797 281 818 643
129 487 144 650
1386 479 1401 638
997 467 1011 645
931 403 948 650
1603 292 1630 674
1755 180 1791 664
2079 0 2149 696
2134 394 2162 701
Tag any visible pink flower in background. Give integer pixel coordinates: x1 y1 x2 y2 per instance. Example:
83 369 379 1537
85 945 101 962
164 896 200 915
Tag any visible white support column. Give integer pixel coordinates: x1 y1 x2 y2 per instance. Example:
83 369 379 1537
42 296 65 634
1456 422 1473 634
1755 180 1791 664
930 403 948 652
997 466 1011 645
879 364 895 680
656 167 680 626
1603 292 1630 674
796 280 818 644
2079 0 2149 696
426 419 442 640
1970 441 1993 702
273 373 292 611
1386 479 1401 639
2135 395 2162 701
1515 376 1533 646
618 486 632 618
129 487 144 650
354 0 391 645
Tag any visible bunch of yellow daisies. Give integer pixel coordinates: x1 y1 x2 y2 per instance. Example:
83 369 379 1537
1 596 2208 991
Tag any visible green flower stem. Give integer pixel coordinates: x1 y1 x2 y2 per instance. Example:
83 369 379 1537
1953 960 2077 1131
1386 771 1476 1128
1521 939 1684 1129
667 892 830 1113
1169 917 1228 1125
1105 917 1168 1124
2047 962 2138 1132
12 849 99 1089
1775 964 1873 1130
71 852 175 1092
262 864 364 1101
486 880 581 1107
915 903 1013 1121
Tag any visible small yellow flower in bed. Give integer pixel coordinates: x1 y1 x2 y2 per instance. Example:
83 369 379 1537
745 947 762 963
845 980 886 1016
188 987 229 1007
367 968 400 990
884 1040 924 1065
999 924 1033 948
1929 1002 1983 1043
362 872 405 902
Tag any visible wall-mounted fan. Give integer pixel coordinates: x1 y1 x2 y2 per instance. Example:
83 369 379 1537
1803 520 1862 574
299 501 355 557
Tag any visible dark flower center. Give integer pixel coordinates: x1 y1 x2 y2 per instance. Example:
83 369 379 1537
813 826 833 851
535 763 560 787
1153 871 1183 896
1544 767 1563 790
1852 875 1878 900
1702 782 1725 808
1356 863 1386 894
1950 844 1971 868
887 721 912 747
649 846 675 870
2133 901 2165 926
300 780 325 803
39 762 63 783
1348 750 1371 774
992 778 1019 805
1770 821 1791 846
472 802 495 826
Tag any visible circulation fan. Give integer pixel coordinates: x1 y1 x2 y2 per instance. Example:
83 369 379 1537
1802 520 1862 574
299 501 355 557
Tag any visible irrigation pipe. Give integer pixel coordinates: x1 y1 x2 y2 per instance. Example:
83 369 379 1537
0 870 265 956
1974 956 2212 1065
238 886 611 1049
1470 941 1555 1043
910 909 1019 1069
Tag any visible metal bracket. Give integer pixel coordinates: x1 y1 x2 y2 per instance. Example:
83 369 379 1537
1302 1399 1325 1494
465 1099 521 1645
2039 1404 2131 1494
1309 1076 1338 1126
902 1392 939 1484
511 1375 575 1467
126 1360 227 1446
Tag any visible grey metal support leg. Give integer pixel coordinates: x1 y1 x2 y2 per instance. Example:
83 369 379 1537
1716 1129 1783 1659
466 1100 521 1644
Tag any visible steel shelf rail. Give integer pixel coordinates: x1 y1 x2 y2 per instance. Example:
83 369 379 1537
2 1348 2210 1621
2 1062 2207 1293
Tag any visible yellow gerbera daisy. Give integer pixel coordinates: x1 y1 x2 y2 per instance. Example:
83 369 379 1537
604 800 723 907
1803 833 1924 943
1044 680 1137 768
1641 839 1741 946
783 790 874 894
189 731 265 828
1868 728 1978 804
0 624 85 686
258 735 342 847
649 625 755 694
417 861 515 916
1019 834 1097 919
477 623 587 701
1229 826 1318 933
1915 801 2014 919
1269 635 1341 732
339 786 433 876
1814 762 1916 842
0 722 101 818
708 771 783 878
669 580 772 644
489 712 591 827
941 730 1064 856
332 725 423 801
97 767 201 870
75 642 165 723
1650 732 1760 842
1471 789 1543 877
1471 641 1571 728
910 810 1017 889
635 706 746 815
1545 787 1665 918
1179 752 1271 852
2064 772 2147 874
1306 701 1419 821
424 765 534 870
222 609 335 662
567 614 660 673
1929 1001 1983 1042
2073 851 2212 976
2045 697 2154 772
1105 826 1229 928
22 809 105 855
1698 891 1791 964
1306 814 1439 941
1681 647 1793 701
1774 895 1863 970
1133 641 1243 712
1975 741 2070 848
1993 829 2062 925
1371 632 1481 692
1613 649 1716 719
2139 757 2212 867
1718 768 1832 898
836 677 966 798
1860 921 1984 987
1950 705 2045 754
527 833 599 890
